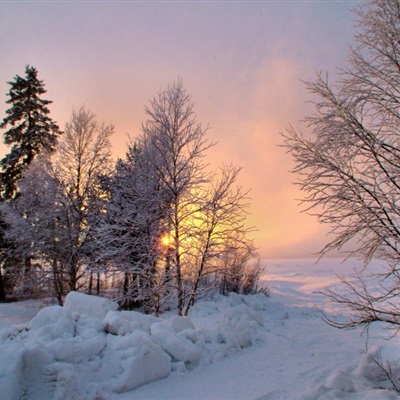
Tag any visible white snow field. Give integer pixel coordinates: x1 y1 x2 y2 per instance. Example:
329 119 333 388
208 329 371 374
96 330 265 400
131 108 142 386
0 258 399 400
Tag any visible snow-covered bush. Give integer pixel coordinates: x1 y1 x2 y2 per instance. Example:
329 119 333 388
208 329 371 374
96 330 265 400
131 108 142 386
219 254 266 296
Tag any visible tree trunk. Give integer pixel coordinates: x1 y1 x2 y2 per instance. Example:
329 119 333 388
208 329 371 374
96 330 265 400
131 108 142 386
21 256 32 295
121 272 132 310
184 235 212 316
0 266 6 302
52 260 63 306
88 270 93 294
68 264 77 292
176 252 184 316
96 272 100 295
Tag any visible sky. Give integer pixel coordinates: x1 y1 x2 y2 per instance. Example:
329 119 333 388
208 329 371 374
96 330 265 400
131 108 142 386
0 0 366 259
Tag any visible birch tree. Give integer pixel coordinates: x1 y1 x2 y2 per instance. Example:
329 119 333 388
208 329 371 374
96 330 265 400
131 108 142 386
283 0 400 331
182 164 256 315
138 80 257 315
141 80 214 315
52 107 114 292
95 81 256 315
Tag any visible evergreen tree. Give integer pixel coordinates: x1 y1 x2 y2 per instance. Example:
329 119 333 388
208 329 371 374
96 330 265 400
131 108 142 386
0 65 61 300
0 65 62 200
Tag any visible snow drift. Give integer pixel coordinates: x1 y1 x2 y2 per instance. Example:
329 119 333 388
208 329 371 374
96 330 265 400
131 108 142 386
0 291 266 400
2 259 400 400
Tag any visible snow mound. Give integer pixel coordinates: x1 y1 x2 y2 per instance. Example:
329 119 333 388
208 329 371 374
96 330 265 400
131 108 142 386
303 343 400 400
0 292 267 400
64 290 119 319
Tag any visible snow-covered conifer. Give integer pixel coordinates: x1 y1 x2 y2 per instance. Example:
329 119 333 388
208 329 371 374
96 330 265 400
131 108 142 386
0 65 61 300
0 65 61 200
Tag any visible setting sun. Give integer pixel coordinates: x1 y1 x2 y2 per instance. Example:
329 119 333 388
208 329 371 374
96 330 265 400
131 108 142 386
161 234 171 247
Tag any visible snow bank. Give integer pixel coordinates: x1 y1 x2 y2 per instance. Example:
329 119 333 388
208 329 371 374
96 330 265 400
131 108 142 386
0 291 267 400
64 290 119 319
303 343 400 400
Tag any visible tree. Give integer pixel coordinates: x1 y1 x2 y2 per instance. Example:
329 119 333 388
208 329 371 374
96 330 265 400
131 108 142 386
0 65 61 301
95 80 256 315
0 65 61 200
1 155 64 301
0 216 10 302
2 107 114 301
94 142 170 313
283 0 400 331
49 107 114 293
138 80 256 315
183 164 257 314
141 80 215 315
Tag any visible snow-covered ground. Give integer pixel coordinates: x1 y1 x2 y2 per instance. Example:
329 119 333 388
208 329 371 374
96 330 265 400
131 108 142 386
0 258 399 400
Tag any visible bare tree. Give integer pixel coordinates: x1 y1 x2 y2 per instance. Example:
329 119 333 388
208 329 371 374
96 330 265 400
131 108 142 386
141 80 214 315
3 108 114 301
111 80 256 316
182 164 256 315
93 81 256 315
283 0 400 331
52 107 114 293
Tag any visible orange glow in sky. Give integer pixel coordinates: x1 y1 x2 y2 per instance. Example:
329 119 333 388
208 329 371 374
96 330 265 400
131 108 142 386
0 2 358 258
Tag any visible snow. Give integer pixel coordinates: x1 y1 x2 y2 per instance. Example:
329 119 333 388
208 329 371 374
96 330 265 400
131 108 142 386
0 298 51 330
64 290 119 320
0 258 399 399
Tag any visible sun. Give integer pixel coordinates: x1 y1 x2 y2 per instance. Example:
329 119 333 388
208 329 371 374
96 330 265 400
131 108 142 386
161 234 171 247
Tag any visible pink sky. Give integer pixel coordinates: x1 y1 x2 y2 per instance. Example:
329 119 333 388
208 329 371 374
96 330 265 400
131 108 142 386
0 1 362 258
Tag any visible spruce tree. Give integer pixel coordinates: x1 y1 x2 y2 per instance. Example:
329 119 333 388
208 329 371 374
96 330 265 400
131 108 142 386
0 65 61 300
0 65 62 200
